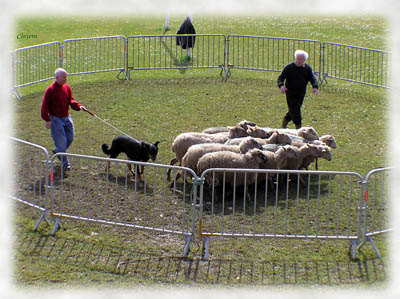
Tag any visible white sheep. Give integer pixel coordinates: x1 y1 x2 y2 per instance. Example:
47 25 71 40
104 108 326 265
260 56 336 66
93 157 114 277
297 144 332 170
226 131 292 146
263 126 319 141
182 137 263 175
201 126 230 134
277 144 332 170
312 135 337 149
197 149 268 196
228 120 259 138
167 132 230 180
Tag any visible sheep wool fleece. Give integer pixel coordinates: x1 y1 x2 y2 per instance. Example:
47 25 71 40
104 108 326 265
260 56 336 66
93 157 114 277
277 62 318 126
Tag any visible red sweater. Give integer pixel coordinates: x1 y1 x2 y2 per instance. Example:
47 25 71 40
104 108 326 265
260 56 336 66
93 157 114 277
41 81 81 122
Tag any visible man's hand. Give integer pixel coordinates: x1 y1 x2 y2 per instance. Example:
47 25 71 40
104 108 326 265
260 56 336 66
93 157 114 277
80 105 94 116
313 88 319 96
280 85 287 94
45 121 51 129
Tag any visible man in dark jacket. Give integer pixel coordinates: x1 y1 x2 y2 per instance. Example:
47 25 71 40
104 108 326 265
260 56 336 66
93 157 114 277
277 50 319 129
176 16 196 59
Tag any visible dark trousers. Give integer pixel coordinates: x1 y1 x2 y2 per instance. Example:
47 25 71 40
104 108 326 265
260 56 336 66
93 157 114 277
284 90 306 127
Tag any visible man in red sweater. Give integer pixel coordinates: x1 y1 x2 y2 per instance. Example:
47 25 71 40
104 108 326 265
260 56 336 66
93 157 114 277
41 68 88 170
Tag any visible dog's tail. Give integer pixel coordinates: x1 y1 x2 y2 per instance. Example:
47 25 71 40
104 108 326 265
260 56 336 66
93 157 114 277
102 144 112 155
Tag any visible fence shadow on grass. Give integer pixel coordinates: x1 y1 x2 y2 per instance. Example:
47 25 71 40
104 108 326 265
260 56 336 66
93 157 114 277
15 227 386 286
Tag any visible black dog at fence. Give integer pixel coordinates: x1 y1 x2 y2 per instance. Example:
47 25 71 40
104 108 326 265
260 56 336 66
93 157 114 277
102 136 160 182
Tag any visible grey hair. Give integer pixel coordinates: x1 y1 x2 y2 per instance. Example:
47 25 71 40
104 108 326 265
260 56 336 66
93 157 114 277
294 50 308 60
55 68 67 77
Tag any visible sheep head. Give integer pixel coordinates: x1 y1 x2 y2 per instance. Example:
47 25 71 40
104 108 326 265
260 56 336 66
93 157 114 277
319 135 337 149
247 126 270 138
238 120 257 130
229 125 248 138
247 148 269 165
300 144 332 161
297 126 319 141
238 137 263 153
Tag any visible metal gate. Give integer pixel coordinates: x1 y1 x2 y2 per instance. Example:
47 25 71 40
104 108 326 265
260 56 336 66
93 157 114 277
225 35 322 82
322 42 391 88
358 167 392 257
61 36 127 79
10 137 51 230
197 168 365 258
12 42 61 98
49 153 199 254
126 34 226 79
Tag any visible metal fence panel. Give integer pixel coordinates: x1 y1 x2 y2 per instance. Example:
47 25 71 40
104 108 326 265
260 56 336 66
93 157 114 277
199 168 364 241
62 36 126 76
126 34 225 75
363 167 392 237
10 137 51 215
322 43 391 88
49 153 198 238
12 42 61 88
226 35 322 80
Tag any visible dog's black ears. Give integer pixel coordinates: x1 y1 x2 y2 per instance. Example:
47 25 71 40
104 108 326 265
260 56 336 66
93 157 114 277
154 141 160 147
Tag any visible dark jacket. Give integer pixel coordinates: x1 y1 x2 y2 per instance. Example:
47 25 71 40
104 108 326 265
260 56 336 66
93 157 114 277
176 17 196 49
277 62 318 94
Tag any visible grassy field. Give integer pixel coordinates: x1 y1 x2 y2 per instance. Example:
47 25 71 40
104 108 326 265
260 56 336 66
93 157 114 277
12 15 390 288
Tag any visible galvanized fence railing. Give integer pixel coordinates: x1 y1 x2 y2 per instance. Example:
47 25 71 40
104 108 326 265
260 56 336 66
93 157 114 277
358 167 392 258
61 36 127 79
12 35 391 95
48 153 199 255
10 137 392 258
12 41 62 98
10 137 52 231
322 42 391 88
197 168 365 259
225 35 323 82
126 34 226 79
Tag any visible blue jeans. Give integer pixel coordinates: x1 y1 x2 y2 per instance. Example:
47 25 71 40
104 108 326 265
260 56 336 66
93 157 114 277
50 115 74 168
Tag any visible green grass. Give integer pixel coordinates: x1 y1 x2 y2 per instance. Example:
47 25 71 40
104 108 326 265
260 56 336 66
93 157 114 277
12 15 390 287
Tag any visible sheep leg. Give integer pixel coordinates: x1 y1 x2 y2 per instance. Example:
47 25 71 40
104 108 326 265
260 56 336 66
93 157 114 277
170 171 182 189
167 157 178 181
315 158 319 170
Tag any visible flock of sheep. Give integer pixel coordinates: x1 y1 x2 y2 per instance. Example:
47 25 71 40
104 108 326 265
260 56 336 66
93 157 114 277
167 120 337 192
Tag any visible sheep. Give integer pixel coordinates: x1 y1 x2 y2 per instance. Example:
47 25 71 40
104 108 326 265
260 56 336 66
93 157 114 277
182 137 263 175
257 146 300 191
228 124 249 138
276 144 332 171
228 120 259 138
246 126 274 138
312 134 337 149
202 126 230 134
226 131 292 146
237 119 257 130
263 126 319 141
197 148 268 200
167 132 230 180
297 144 332 170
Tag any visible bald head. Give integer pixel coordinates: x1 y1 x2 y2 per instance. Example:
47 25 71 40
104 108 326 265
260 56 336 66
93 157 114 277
55 68 68 85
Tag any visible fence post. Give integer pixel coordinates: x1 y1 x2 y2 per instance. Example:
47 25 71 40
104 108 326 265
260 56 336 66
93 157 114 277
59 43 63 68
184 176 205 257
